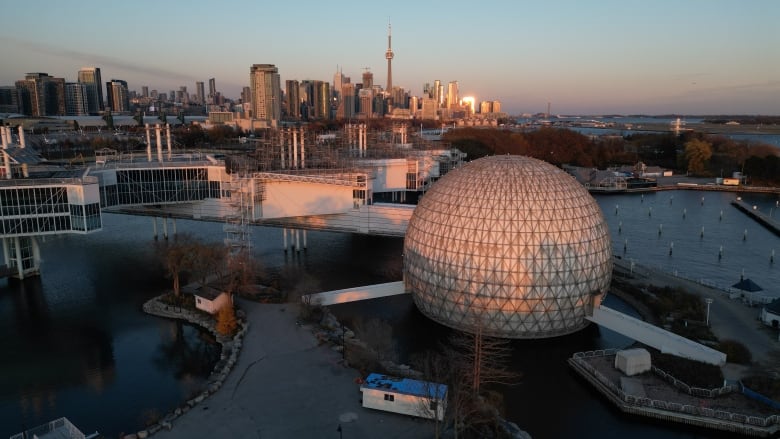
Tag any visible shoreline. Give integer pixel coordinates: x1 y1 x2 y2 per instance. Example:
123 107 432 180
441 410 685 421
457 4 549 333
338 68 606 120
137 295 248 438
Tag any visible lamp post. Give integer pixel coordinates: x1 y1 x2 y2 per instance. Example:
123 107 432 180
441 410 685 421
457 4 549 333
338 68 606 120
705 298 713 326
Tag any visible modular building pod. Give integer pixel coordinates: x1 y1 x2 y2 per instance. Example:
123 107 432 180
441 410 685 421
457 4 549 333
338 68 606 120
615 348 652 376
360 373 447 421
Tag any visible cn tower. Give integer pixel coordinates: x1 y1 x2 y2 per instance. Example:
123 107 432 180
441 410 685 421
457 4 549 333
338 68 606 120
385 22 394 93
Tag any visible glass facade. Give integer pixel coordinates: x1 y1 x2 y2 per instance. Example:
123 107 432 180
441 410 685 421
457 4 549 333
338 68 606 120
0 185 101 235
404 155 612 339
113 168 220 206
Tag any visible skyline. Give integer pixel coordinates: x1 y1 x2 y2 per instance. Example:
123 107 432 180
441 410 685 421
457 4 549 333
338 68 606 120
1 0 779 115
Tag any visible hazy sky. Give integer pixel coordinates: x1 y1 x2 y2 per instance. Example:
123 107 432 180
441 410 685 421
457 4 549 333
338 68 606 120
1 0 778 115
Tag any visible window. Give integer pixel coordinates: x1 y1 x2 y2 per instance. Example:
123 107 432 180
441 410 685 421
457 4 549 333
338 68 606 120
383 394 394 402
429 400 438 411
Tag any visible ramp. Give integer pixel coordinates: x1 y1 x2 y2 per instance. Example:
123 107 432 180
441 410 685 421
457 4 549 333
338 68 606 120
588 305 726 366
303 281 406 306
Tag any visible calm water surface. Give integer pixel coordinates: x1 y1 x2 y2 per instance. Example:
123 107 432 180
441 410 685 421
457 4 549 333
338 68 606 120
1 189 778 437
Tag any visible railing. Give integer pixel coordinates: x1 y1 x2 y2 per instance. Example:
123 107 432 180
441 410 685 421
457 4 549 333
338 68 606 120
253 171 366 188
570 350 780 429
10 417 86 439
613 257 777 304
0 176 98 187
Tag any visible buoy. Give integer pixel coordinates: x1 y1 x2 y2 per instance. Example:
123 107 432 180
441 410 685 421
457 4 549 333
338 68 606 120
669 241 674 256
719 245 723 261
700 226 704 238
743 229 747 241
615 204 619 215
648 207 652 217
658 224 663 236
719 210 723 221
683 208 686 219
618 221 622 234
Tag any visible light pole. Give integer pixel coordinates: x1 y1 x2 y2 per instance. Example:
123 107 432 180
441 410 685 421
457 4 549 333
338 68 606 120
705 298 713 326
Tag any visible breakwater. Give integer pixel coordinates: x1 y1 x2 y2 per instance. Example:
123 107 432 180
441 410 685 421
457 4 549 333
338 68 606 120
731 199 780 237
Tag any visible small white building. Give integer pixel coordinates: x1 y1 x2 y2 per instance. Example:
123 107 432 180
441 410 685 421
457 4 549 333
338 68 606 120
185 284 233 315
760 299 780 328
615 348 652 376
360 373 447 421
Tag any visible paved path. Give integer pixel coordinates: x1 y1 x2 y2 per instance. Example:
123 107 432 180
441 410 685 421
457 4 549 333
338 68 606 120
153 300 434 439
613 258 780 374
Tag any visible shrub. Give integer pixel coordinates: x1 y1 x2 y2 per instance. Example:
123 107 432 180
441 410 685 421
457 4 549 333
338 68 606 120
717 339 752 365
216 305 238 336
652 351 723 388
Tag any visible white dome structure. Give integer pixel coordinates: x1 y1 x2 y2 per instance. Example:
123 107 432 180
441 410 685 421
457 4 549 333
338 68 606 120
403 155 612 339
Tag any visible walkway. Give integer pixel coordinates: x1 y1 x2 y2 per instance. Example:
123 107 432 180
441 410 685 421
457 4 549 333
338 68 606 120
612 258 780 372
152 300 434 439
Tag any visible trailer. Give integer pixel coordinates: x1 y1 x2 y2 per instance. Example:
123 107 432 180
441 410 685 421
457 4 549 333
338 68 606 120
360 373 447 421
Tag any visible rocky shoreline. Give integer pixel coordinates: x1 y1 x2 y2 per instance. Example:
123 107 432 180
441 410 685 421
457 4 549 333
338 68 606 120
131 295 248 439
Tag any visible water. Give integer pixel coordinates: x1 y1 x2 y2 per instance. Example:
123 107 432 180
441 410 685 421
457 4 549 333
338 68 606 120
1 189 778 437
516 116 780 148
601 190 780 298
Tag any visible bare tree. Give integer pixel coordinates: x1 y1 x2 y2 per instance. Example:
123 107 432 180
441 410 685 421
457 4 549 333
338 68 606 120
353 317 398 363
155 233 200 297
432 319 518 438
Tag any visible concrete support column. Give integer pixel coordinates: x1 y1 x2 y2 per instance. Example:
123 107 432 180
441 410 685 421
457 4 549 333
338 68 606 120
280 137 285 169
303 230 307 250
162 217 169 240
295 229 300 252
3 150 11 179
292 128 298 169
155 124 163 163
2 237 10 267
145 124 152 162
283 227 288 251
152 217 158 240
13 236 23 279
300 127 305 169
166 124 172 159
31 236 40 272
172 218 177 237
18 125 26 148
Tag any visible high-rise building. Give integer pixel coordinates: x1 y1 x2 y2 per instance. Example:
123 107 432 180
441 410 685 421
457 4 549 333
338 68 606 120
249 64 281 127
362 70 373 90
106 79 130 113
337 83 355 120
333 68 344 101
0 86 19 113
446 81 459 109
480 101 492 114
65 82 89 116
317 81 330 120
78 67 104 114
421 98 437 120
208 78 216 100
141 86 149 98
195 82 205 105
433 80 442 107
285 80 300 120
492 100 501 113
240 87 251 104
358 88 373 120
15 73 64 116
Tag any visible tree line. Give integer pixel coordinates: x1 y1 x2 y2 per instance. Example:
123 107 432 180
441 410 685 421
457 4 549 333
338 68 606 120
443 127 780 185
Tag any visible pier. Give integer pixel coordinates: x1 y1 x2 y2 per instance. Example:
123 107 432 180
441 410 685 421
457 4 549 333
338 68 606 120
568 350 780 438
302 281 405 306
731 199 780 237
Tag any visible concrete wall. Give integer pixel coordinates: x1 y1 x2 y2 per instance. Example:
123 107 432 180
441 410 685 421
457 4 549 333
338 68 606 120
261 181 354 218
368 159 408 192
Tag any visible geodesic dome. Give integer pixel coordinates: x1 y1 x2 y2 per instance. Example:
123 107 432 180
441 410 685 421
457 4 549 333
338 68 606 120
403 155 612 339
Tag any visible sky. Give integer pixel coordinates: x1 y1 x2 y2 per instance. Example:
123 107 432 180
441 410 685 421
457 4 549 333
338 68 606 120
1 0 778 116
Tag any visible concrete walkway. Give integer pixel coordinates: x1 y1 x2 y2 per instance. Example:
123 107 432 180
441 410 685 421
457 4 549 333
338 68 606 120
153 299 434 439
613 258 780 375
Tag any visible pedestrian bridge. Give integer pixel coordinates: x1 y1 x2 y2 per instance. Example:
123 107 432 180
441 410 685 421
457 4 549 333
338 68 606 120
588 304 726 366
303 281 406 306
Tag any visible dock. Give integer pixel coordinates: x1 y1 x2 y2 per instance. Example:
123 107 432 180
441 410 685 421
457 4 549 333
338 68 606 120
731 199 780 237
